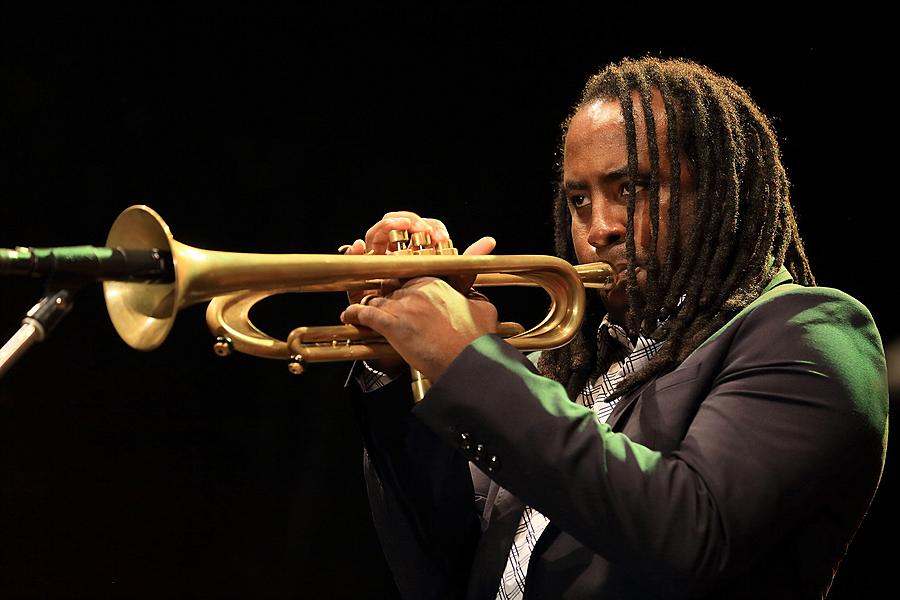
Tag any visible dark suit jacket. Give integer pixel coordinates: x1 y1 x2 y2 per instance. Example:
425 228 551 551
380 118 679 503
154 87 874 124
350 269 888 599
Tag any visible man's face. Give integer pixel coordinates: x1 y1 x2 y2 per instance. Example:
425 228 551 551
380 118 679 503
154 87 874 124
563 90 696 321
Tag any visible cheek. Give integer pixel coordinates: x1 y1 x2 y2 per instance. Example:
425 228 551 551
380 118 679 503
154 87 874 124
634 195 674 257
635 211 652 248
570 218 592 261
633 205 658 255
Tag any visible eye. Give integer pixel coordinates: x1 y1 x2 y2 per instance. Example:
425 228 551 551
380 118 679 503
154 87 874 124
568 194 591 209
620 181 647 199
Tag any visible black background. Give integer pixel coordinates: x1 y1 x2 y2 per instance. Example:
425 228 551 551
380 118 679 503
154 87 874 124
1 8 895 599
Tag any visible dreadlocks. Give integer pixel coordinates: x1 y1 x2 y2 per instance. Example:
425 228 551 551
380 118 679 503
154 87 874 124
538 57 815 401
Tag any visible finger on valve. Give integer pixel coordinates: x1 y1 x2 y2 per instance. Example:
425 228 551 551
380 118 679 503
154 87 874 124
346 212 495 299
366 213 431 255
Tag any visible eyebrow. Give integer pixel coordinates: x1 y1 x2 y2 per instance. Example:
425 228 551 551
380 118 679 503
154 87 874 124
564 166 644 191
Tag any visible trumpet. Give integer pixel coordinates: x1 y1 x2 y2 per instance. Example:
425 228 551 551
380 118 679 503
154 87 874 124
99 205 615 392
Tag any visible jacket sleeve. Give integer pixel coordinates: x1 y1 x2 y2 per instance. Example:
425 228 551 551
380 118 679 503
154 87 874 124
411 288 888 594
347 365 481 600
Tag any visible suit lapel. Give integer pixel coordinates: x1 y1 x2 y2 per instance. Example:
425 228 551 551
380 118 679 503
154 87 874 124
605 382 651 431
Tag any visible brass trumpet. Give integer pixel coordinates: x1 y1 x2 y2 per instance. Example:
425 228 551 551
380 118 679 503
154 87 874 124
104 205 616 381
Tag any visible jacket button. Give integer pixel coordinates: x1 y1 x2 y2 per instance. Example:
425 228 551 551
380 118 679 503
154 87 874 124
474 443 485 460
485 455 501 474
459 432 474 454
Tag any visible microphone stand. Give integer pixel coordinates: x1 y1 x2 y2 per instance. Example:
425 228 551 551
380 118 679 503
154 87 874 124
0 284 80 380
1 244 173 380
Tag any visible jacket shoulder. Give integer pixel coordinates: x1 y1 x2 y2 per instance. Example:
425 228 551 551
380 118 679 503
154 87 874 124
704 283 882 353
707 284 887 430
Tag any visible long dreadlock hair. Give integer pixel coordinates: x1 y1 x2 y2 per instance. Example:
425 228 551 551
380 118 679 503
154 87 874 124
538 57 815 401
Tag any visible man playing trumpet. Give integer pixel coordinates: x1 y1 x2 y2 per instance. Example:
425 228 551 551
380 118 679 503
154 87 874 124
340 57 888 599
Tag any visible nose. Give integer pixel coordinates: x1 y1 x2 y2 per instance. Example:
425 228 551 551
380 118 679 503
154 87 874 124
586 201 626 250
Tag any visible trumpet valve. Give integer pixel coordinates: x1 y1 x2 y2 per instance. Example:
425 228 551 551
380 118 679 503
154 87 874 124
435 240 458 255
410 231 435 255
388 229 411 254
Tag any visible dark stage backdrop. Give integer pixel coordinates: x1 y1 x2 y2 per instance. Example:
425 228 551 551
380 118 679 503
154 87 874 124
1 11 894 599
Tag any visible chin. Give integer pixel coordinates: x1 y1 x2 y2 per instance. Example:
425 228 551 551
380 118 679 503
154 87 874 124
599 292 628 323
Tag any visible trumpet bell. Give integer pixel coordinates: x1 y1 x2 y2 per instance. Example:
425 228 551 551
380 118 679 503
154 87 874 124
104 205 179 350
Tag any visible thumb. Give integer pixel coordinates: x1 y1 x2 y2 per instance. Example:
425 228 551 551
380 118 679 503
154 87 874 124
463 236 497 256
448 236 496 293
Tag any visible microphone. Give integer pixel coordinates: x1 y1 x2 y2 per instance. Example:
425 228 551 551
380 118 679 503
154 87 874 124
0 246 174 282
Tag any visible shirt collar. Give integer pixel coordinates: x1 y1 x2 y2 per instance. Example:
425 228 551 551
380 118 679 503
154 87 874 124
762 264 794 293
594 314 656 377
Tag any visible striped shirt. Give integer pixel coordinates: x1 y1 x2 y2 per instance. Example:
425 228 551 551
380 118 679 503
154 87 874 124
497 317 660 599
